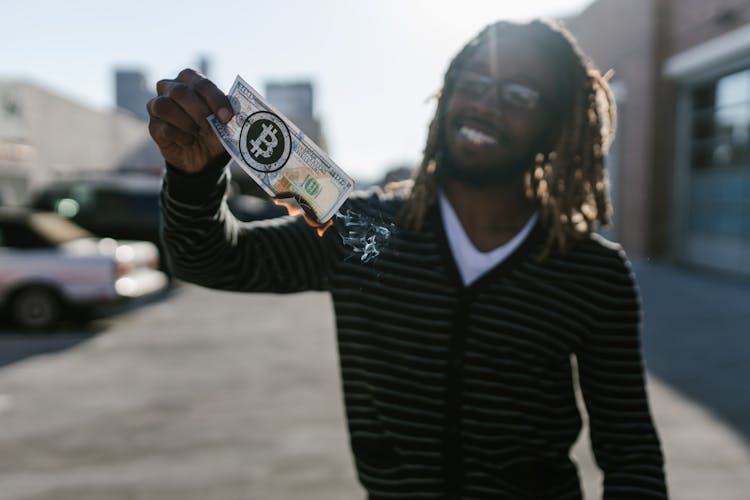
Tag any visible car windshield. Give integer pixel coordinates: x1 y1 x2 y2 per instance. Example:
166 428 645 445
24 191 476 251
28 213 92 245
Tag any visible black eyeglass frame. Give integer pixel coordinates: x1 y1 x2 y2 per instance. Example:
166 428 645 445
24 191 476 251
447 70 556 113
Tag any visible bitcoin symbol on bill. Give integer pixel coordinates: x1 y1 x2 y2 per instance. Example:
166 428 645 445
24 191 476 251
249 123 278 159
239 111 292 173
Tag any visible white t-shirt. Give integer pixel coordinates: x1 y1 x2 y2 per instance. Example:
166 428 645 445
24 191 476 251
439 191 539 287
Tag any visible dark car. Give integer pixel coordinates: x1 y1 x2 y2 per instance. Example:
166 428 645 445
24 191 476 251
28 174 288 274
29 174 162 247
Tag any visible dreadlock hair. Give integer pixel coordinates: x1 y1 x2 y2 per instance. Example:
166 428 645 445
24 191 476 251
397 19 616 258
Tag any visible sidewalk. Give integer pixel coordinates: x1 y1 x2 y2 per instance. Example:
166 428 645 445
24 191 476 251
569 258 750 500
572 373 750 500
634 259 750 442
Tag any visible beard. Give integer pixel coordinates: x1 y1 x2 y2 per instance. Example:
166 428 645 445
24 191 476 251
438 148 534 188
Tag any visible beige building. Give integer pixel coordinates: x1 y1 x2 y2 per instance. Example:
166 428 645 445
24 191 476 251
566 0 750 276
0 80 161 205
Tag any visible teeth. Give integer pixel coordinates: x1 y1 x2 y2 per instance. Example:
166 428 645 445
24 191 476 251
459 125 497 145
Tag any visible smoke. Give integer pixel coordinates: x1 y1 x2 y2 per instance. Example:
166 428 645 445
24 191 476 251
336 209 396 263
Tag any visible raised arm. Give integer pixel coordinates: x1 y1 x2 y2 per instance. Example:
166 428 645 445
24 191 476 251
577 246 668 499
149 69 338 293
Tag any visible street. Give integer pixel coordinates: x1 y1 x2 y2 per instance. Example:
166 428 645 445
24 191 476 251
0 260 749 499
0 287 361 500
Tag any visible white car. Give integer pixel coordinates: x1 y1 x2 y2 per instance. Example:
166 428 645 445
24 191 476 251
0 209 168 329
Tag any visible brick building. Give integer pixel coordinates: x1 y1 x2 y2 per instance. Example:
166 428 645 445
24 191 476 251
566 0 750 275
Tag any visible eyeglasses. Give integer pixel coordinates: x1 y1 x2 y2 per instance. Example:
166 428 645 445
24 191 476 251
451 71 547 111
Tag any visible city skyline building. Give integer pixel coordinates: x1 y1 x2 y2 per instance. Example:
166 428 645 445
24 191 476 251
115 69 154 122
265 80 328 152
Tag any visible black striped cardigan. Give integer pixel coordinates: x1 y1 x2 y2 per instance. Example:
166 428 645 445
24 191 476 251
160 164 668 500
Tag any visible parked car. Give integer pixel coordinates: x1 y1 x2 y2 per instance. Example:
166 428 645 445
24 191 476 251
28 174 288 275
0 208 168 329
28 174 166 269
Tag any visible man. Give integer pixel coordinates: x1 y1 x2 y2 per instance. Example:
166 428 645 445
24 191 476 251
148 19 668 500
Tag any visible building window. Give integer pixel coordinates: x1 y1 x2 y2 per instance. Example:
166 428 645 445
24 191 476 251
687 67 750 246
690 68 750 169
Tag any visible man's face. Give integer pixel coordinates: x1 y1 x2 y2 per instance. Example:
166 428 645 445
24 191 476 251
442 36 560 186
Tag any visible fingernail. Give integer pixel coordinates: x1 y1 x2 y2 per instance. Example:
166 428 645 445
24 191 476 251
218 107 232 122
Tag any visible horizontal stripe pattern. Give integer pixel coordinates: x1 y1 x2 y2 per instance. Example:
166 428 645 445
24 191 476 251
161 171 667 499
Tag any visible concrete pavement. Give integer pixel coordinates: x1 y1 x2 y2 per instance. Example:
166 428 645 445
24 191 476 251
0 258 748 499
572 259 750 500
0 290 363 500
630 259 750 500
633 259 750 443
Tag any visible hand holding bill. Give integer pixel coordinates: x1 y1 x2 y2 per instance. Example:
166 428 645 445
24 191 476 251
147 68 233 174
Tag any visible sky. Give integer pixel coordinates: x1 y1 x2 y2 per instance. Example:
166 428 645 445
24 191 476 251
1 0 595 183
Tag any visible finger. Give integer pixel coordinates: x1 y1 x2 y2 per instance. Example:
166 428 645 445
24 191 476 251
175 68 233 123
154 80 216 133
147 96 201 135
148 118 195 147
148 100 223 158
148 95 201 135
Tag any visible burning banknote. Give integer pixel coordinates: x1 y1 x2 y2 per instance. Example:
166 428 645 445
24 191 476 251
208 76 354 223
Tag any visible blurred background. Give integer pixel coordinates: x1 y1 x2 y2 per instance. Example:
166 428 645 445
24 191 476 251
1 0 749 499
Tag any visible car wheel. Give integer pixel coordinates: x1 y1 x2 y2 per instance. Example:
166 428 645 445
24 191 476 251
10 287 62 329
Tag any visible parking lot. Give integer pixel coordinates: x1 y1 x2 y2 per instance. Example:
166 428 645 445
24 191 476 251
0 260 749 499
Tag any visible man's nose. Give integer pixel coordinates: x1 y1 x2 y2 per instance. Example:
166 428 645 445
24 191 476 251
472 85 502 116
477 84 497 104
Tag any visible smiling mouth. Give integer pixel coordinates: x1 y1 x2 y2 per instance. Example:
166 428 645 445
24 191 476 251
458 125 498 146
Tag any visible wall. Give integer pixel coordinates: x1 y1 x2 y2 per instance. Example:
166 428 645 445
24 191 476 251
565 0 660 256
0 80 161 204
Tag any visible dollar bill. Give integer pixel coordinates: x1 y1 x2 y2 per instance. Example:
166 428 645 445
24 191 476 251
208 76 355 223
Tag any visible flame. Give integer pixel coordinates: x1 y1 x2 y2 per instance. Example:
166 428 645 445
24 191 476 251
273 198 334 237
272 197 304 217
314 219 334 237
